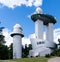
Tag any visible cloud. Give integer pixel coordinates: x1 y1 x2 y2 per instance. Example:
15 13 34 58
0 0 43 9
2 28 60 46
2 28 13 46
33 0 43 7
22 37 31 45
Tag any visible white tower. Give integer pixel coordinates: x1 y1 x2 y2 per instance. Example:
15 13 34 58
11 24 24 59
35 7 43 39
30 7 44 50
46 23 55 48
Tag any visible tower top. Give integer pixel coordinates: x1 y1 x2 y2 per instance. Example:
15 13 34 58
35 7 42 14
11 24 24 37
31 7 57 25
14 24 22 29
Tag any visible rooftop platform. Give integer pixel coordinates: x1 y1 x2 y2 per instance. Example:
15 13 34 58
31 14 57 25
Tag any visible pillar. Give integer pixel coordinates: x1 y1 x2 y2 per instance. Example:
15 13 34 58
35 19 43 40
46 23 54 48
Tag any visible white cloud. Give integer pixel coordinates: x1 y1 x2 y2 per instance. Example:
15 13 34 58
0 0 43 9
22 37 31 45
33 0 43 7
2 28 60 46
29 33 35 38
26 0 34 7
2 28 13 46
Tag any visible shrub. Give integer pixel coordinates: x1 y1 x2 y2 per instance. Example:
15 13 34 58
45 54 51 58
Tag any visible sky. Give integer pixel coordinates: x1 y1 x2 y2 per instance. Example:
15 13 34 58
0 0 60 46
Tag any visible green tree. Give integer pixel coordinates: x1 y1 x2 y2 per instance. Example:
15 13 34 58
0 35 5 45
28 44 32 50
22 44 32 58
9 43 13 59
0 28 9 60
0 45 9 60
0 27 5 45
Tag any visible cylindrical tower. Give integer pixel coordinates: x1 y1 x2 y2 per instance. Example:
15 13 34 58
45 16 56 48
46 23 53 42
11 24 24 59
31 7 43 39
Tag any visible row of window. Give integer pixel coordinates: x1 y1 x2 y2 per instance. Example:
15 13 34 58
37 41 45 45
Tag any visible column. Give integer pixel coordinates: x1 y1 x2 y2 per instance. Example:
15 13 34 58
35 20 43 40
46 23 54 48
46 23 53 42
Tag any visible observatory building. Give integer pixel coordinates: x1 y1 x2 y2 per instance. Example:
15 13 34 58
29 7 56 57
11 24 24 59
10 7 56 58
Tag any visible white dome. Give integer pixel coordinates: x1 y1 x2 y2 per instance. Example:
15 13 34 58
14 24 21 29
35 7 42 14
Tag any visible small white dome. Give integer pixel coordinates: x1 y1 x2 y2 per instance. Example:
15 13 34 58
35 7 42 14
14 24 21 29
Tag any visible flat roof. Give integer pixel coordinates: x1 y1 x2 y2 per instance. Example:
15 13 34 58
31 14 57 25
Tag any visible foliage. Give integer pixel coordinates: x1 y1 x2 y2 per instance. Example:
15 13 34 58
58 39 60 45
45 42 60 57
9 43 13 59
0 35 6 45
0 45 9 60
0 30 9 60
50 49 60 57
22 44 32 58
45 54 51 58
56 49 60 56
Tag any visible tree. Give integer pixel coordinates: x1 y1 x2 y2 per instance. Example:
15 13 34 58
0 35 6 45
22 44 32 58
0 45 9 60
58 39 60 45
0 28 9 60
0 27 5 45
9 43 13 59
28 44 32 50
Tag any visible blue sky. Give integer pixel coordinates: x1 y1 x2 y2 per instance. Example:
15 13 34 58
0 0 60 45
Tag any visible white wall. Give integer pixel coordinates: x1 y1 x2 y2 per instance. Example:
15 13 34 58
46 23 55 48
13 35 22 59
30 38 45 49
35 20 43 39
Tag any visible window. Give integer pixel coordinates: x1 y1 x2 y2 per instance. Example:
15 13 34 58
37 41 45 45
